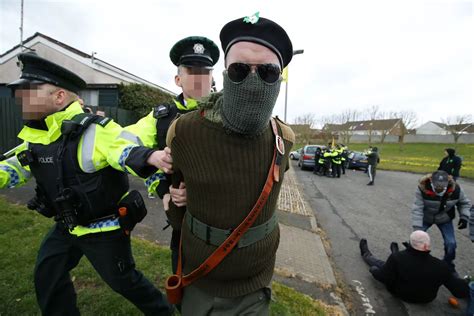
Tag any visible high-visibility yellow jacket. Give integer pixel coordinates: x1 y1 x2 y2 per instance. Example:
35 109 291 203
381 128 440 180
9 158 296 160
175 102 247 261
108 95 198 196
1 101 126 236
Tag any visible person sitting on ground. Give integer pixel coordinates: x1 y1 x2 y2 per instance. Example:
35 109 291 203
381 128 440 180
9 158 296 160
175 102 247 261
359 231 469 304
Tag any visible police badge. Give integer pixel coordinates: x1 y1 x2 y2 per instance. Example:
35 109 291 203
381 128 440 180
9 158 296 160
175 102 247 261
193 43 205 54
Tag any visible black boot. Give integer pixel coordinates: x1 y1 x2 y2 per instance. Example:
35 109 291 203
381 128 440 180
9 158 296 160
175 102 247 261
390 242 399 254
359 239 370 256
367 181 374 185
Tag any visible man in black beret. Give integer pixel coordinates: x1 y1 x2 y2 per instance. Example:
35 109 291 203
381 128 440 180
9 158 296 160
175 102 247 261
1 53 173 315
109 36 219 275
161 13 295 314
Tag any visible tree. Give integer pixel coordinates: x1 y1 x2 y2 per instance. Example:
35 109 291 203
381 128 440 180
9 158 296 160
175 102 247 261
441 114 473 144
292 113 317 144
337 109 360 144
361 105 384 145
390 110 417 145
379 122 392 144
318 114 340 145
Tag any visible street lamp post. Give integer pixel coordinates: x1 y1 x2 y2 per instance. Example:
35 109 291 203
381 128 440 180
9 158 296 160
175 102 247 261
284 49 304 123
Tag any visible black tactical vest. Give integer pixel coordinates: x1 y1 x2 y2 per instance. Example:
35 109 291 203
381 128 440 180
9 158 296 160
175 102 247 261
154 101 192 150
23 114 129 225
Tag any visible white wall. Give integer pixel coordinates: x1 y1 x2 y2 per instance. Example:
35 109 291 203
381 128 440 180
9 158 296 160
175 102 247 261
416 121 449 135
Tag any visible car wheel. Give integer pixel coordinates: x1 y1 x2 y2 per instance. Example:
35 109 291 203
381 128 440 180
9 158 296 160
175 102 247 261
290 154 294 160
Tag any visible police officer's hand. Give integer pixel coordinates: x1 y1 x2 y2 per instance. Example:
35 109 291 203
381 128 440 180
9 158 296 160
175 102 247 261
457 218 467 230
170 182 186 207
147 147 173 173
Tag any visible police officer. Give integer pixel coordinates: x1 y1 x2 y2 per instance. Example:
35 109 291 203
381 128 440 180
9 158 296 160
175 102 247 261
339 144 349 175
320 147 332 177
313 147 322 174
0 53 172 315
331 144 342 178
109 36 219 273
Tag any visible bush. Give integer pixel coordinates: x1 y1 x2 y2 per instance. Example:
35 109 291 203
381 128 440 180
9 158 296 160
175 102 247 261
118 83 175 117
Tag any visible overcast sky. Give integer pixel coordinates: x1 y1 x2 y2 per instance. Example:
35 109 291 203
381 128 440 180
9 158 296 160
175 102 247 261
1 0 472 126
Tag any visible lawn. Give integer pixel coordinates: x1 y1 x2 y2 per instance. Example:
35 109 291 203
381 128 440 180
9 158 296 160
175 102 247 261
294 143 474 179
0 196 334 315
347 143 474 179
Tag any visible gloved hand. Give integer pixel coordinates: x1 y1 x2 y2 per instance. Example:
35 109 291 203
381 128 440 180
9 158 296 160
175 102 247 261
457 218 467 230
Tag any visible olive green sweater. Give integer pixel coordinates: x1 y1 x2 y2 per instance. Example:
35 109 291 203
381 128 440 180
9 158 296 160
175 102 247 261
166 103 294 298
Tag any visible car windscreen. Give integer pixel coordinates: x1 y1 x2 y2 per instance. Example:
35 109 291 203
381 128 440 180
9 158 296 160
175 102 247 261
354 153 367 160
305 147 317 154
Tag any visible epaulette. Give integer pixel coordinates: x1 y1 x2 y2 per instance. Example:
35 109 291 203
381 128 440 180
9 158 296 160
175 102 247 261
275 116 295 143
72 113 112 128
153 104 171 119
154 103 179 150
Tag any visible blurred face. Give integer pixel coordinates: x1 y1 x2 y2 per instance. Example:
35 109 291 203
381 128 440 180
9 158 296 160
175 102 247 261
175 66 213 100
15 83 70 120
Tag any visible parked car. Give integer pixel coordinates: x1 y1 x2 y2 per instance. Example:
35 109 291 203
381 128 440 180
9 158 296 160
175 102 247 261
298 145 325 170
289 148 302 160
347 151 368 170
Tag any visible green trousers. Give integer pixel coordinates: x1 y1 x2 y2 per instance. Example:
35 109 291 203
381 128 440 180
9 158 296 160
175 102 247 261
181 284 271 315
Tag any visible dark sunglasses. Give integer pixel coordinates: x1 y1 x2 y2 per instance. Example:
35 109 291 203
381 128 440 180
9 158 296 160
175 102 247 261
227 63 281 84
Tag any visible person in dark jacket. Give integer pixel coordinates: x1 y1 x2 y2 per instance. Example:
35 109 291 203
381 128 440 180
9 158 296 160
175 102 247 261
340 144 349 175
438 148 462 181
359 231 469 304
411 170 471 273
313 147 322 174
366 146 380 185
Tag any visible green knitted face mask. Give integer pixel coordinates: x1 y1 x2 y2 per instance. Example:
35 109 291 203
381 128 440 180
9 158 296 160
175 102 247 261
222 71 281 136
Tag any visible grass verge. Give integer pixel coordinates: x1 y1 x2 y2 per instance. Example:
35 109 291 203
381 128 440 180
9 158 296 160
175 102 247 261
294 143 474 179
348 143 474 179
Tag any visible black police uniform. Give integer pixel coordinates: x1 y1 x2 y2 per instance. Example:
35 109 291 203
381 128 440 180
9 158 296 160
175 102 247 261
169 37 219 274
7 53 172 315
313 147 322 174
123 36 220 275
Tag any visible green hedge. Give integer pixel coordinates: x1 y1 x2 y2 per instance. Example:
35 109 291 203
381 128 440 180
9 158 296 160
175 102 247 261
118 83 175 118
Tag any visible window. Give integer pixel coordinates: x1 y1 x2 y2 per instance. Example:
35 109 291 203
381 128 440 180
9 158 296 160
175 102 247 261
78 90 99 106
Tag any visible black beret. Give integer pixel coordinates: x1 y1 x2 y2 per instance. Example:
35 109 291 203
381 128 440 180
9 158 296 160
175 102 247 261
220 13 293 68
7 53 86 94
169 36 220 69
